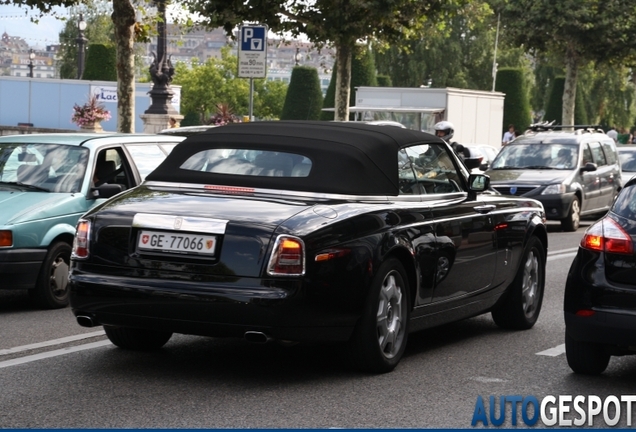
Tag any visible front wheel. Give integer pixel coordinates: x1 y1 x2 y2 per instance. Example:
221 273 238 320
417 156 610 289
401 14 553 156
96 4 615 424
104 326 173 351
561 197 580 232
565 333 610 375
492 236 545 330
29 242 71 309
348 258 410 373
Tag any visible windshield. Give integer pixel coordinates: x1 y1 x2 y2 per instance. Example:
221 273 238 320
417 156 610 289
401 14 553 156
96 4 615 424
0 143 89 192
491 143 579 170
619 151 636 172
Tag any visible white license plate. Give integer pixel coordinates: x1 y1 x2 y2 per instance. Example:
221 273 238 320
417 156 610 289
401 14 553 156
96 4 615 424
137 230 216 256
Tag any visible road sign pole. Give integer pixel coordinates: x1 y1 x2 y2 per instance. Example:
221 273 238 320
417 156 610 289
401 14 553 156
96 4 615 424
249 78 254 121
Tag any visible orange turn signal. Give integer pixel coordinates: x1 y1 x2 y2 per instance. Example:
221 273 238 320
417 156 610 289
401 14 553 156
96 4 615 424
0 230 12 247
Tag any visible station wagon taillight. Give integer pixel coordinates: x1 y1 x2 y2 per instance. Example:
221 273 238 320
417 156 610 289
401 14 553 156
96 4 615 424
267 235 305 276
581 218 634 255
0 230 12 247
72 219 91 259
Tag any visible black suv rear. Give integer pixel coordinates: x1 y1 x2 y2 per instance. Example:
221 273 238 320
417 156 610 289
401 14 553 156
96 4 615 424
486 125 621 231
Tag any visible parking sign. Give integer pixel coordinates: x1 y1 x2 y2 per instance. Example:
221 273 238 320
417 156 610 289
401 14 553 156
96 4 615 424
238 25 267 78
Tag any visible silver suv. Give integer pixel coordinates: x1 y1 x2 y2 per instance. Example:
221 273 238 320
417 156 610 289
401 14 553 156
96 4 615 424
485 125 621 231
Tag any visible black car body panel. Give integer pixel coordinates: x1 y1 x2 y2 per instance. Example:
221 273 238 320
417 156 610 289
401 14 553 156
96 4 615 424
69 121 548 371
564 178 636 373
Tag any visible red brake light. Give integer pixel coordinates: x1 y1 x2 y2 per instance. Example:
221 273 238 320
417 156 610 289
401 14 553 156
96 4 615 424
267 235 305 276
580 218 633 254
72 219 91 259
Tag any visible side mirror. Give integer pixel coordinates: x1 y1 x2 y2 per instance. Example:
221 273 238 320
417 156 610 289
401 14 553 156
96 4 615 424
90 184 123 199
580 162 598 172
469 173 490 192
467 173 490 201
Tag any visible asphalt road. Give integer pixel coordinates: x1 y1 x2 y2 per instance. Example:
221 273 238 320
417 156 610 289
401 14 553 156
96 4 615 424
1 219 635 428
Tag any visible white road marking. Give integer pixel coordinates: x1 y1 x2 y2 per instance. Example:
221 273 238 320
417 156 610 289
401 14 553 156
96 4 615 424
536 344 566 357
548 247 579 256
547 252 578 262
0 330 106 356
0 340 112 369
471 377 507 383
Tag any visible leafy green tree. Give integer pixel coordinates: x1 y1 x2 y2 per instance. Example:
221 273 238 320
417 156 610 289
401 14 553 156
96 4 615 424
280 66 323 120
543 77 589 125
498 0 636 127
82 44 117 81
172 47 287 122
180 0 464 121
377 75 392 87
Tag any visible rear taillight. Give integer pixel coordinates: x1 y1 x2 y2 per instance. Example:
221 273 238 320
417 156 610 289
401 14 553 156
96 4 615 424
580 217 634 255
72 219 91 259
0 230 12 247
267 235 305 276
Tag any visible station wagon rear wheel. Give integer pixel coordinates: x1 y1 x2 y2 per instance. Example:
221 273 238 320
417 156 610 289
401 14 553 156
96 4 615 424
104 326 173 351
348 258 410 373
29 241 71 309
492 236 545 330
561 197 580 232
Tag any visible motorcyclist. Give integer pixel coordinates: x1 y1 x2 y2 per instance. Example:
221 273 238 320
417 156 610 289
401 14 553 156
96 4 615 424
434 120 468 160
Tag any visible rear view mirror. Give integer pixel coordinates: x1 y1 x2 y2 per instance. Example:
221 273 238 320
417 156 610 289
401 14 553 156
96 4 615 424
469 173 490 192
18 153 36 162
581 162 598 172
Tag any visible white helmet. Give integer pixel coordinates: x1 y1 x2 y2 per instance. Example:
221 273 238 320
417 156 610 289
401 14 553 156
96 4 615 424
434 121 455 141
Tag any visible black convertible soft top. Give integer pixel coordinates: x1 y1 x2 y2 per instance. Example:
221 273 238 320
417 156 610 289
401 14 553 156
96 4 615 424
146 121 445 196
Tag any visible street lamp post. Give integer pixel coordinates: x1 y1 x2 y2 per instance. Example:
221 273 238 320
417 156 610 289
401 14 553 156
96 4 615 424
76 14 87 79
27 49 35 78
144 0 177 115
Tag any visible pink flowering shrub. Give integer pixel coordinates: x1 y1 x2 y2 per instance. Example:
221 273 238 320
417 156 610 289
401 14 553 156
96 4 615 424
71 95 111 127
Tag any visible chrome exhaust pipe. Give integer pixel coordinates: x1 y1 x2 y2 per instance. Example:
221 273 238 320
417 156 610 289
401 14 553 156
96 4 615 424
76 315 96 328
244 331 271 344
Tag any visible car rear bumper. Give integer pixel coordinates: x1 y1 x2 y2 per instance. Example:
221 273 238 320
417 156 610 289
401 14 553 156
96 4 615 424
69 271 359 343
565 310 636 347
0 248 46 290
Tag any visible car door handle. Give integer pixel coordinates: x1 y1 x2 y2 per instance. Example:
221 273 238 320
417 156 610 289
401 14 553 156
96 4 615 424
473 204 496 214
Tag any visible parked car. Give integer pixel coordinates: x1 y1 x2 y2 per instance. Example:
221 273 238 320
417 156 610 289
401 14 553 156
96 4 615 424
69 121 547 373
617 145 636 185
0 133 185 309
564 176 636 374
486 125 621 232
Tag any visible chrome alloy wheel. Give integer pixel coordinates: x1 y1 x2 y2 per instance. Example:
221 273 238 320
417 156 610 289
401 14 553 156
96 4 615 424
570 199 580 228
521 250 539 318
376 271 405 359
49 256 69 300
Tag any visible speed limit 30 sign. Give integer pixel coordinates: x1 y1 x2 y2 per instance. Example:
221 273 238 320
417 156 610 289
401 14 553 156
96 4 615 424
238 25 268 78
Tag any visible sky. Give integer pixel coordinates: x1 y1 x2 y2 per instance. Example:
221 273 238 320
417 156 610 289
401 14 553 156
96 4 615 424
0 5 68 47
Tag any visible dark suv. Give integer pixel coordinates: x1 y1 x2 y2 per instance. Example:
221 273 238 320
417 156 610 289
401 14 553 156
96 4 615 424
486 125 621 231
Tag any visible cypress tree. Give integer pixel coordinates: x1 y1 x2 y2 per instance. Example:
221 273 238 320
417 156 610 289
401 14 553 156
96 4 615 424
495 68 532 134
280 66 324 120
377 75 393 87
544 77 589 125
82 44 117 81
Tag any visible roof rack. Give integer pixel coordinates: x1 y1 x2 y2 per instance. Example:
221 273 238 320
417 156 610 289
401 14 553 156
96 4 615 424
526 121 604 134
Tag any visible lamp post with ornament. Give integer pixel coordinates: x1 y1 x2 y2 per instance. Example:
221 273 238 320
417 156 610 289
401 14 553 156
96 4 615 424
76 14 88 79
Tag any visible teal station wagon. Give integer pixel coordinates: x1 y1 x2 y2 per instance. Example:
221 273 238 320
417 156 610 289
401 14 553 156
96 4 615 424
0 133 184 308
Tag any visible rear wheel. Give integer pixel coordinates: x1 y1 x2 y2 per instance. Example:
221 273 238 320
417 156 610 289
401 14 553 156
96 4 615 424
565 333 610 375
104 326 173 351
29 242 71 309
348 258 410 373
561 197 580 232
492 237 545 330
